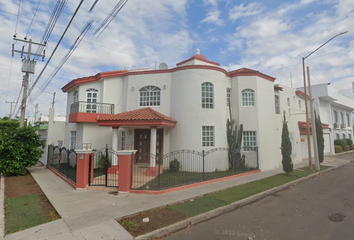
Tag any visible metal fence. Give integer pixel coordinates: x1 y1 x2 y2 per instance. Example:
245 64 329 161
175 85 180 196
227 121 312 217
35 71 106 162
47 144 77 184
131 146 258 190
70 101 114 114
88 145 119 187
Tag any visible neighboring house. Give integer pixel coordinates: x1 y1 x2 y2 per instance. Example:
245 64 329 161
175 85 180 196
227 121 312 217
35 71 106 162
298 83 354 154
33 108 66 164
61 50 312 171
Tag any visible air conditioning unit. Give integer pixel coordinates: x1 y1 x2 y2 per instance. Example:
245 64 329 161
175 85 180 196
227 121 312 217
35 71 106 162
341 123 346 129
333 122 339 129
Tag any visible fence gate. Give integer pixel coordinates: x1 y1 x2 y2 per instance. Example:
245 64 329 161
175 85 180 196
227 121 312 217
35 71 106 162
88 145 119 187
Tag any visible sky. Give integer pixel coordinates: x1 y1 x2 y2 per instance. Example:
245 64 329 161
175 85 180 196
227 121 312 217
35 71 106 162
0 0 353 119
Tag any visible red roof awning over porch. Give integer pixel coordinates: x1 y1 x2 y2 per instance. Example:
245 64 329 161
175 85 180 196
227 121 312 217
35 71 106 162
96 107 177 128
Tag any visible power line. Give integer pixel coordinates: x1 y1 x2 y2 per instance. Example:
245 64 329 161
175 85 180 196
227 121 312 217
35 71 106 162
25 0 42 37
94 0 128 37
14 0 22 34
32 20 94 99
14 0 84 117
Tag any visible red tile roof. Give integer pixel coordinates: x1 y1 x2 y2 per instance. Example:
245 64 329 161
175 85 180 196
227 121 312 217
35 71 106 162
296 90 310 100
176 53 220 67
97 107 177 123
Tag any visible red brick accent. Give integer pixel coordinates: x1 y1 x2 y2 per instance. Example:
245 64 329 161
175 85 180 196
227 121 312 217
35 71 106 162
76 152 91 189
118 154 134 192
107 165 119 174
69 112 112 123
145 167 159 177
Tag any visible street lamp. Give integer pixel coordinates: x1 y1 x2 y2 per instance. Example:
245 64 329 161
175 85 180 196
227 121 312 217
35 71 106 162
302 31 348 170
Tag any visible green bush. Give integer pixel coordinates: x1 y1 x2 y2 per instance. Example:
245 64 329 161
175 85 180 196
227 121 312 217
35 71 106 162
334 139 347 149
345 138 353 146
0 126 45 176
169 158 180 173
334 145 343 153
344 145 350 152
97 154 112 170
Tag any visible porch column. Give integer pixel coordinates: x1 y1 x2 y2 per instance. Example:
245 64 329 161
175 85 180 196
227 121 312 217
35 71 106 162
112 127 119 165
150 127 157 168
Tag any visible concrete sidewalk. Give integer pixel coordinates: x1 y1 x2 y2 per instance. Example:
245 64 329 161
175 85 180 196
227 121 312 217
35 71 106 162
3 156 351 240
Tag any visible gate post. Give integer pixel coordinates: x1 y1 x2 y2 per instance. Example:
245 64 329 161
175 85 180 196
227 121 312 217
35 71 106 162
76 149 94 189
118 150 137 193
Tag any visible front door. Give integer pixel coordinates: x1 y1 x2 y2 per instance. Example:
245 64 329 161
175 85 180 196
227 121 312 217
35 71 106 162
134 129 164 163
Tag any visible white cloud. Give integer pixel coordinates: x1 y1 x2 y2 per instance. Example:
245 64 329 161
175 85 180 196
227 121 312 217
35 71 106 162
229 2 262 21
201 10 224 26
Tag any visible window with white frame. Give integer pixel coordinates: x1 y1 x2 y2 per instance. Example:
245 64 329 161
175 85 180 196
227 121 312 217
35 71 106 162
287 97 290 107
73 90 78 103
340 112 344 124
334 110 338 123
139 86 161 106
121 131 126 150
298 100 301 109
243 131 257 151
70 131 76 150
202 126 214 146
342 133 346 139
336 133 340 139
347 113 350 126
86 88 98 113
275 95 280 114
202 82 214 109
242 89 254 106
227 88 231 106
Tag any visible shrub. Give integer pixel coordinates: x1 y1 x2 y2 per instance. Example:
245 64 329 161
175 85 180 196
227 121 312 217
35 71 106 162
334 145 343 153
281 114 293 175
334 139 346 149
97 154 112 170
345 138 353 146
169 158 180 173
344 145 350 152
0 126 45 176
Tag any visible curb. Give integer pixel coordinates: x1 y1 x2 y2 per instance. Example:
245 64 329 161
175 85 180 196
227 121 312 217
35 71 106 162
135 164 343 240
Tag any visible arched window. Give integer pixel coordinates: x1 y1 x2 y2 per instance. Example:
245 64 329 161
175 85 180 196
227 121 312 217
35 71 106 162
241 89 254 106
140 86 161 106
73 90 78 103
202 82 214 109
86 88 98 113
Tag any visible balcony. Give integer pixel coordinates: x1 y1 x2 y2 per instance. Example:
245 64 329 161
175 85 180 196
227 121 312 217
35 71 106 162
333 122 339 129
341 123 346 129
69 101 114 123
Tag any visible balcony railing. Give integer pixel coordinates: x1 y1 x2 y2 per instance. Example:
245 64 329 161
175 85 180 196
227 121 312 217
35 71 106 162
70 101 114 114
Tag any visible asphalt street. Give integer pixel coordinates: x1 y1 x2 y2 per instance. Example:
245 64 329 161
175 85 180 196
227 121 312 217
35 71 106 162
163 162 354 240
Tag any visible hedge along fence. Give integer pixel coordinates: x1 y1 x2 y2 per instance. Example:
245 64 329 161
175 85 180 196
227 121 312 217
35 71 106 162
334 138 354 153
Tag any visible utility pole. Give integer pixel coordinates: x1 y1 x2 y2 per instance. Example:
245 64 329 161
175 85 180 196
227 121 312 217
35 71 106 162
52 92 56 108
12 37 46 127
5 101 16 120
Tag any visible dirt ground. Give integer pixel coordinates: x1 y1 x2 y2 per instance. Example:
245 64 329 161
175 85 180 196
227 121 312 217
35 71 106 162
118 207 187 237
5 173 60 221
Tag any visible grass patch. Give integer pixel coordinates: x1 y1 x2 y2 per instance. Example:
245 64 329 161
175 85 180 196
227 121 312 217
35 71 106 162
138 168 257 190
168 165 331 216
5 194 50 234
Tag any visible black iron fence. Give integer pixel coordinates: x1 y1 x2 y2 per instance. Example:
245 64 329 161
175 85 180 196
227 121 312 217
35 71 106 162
47 144 77 184
88 145 119 187
131 146 258 191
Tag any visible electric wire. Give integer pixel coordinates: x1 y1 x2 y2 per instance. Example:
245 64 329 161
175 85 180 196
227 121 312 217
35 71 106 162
34 0 67 61
14 0 22 35
32 20 94 100
25 0 42 37
14 0 85 117
94 0 128 37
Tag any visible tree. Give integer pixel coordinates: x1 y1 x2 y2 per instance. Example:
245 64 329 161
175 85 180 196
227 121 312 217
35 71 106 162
0 125 45 176
226 100 244 170
315 111 324 163
281 113 293 175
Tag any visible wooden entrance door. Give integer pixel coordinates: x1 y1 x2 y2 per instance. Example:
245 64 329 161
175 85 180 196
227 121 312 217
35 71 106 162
134 129 164 163
135 129 150 163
